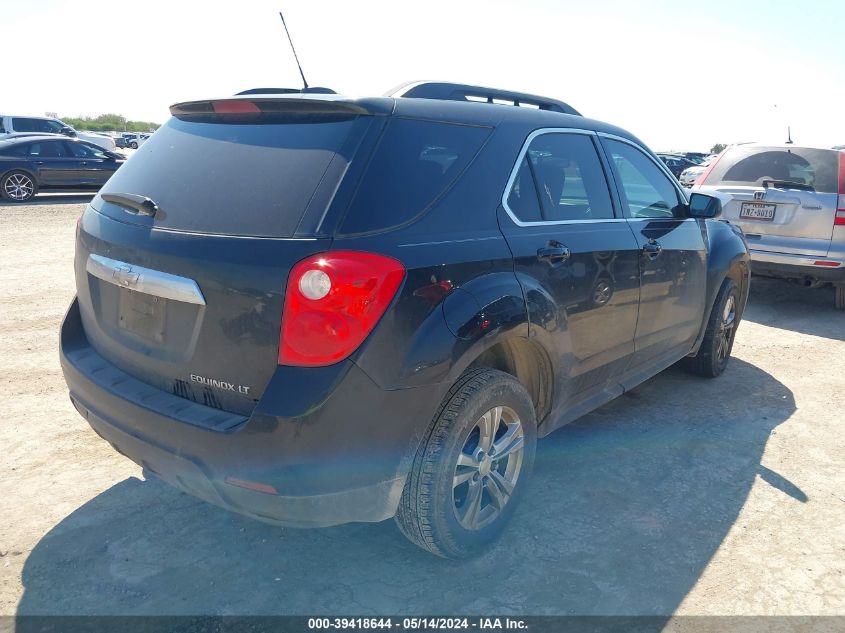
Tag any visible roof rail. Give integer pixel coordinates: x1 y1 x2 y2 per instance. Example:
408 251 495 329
235 87 337 96
386 81 581 116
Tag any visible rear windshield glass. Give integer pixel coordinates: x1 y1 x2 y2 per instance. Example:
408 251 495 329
338 118 491 235
98 117 364 237
703 146 839 193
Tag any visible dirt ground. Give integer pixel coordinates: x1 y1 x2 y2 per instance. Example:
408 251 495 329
1 197 843 617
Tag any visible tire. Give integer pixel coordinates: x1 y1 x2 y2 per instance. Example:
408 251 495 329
130 141 138 149
834 285 845 311
683 278 740 378
1 170 37 202
395 368 537 559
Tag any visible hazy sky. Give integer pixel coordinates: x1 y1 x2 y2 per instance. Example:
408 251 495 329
3 0 844 151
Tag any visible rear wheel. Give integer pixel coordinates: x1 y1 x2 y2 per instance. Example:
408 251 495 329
835 285 845 311
1 171 37 202
395 368 537 559
130 141 138 149
683 278 740 378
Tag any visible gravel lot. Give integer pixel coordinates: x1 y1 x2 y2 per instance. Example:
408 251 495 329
1 198 843 618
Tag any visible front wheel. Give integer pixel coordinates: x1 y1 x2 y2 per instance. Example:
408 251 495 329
684 278 740 377
395 368 537 559
130 141 138 149
1 171 37 202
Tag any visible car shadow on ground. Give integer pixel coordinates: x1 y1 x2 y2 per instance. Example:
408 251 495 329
16 358 796 618
0 193 95 207
743 276 844 341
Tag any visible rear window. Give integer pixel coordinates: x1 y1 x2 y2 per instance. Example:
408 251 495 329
338 118 491 235
704 146 839 193
97 117 366 237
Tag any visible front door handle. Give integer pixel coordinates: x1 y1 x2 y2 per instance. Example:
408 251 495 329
537 241 571 265
642 240 662 258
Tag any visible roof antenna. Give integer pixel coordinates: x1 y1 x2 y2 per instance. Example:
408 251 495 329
786 126 793 144
279 10 309 90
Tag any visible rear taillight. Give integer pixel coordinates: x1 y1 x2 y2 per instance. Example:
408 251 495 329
278 251 405 367
836 152 845 226
694 151 725 187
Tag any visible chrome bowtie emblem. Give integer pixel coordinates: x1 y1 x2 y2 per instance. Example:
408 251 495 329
754 191 765 200
113 264 140 287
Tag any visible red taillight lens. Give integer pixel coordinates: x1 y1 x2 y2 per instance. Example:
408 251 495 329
836 153 845 226
278 251 406 367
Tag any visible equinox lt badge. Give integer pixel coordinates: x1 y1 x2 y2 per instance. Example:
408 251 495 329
190 373 251 395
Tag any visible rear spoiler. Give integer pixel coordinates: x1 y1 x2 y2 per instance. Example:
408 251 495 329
170 96 393 121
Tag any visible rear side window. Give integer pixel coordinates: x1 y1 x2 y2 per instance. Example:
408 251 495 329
338 119 491 234
98 117 366 237
506 157 542 222
505 132 614 223
26 141 67 158
704 146 839 193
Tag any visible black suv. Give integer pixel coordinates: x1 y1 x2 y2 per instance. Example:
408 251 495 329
60 82 750 558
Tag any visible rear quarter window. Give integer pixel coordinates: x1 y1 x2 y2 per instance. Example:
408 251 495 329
337 118 491 235
704 146 839 193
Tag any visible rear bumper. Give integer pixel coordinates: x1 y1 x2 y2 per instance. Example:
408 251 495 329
60 299 442 527
750 249 845 284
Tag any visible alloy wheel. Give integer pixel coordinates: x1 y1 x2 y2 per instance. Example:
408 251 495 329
717 295 736 362
4 174 34 201
452 405 525 531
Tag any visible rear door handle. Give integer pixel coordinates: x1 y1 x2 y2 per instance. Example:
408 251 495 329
642 240 662 258
537 242 571 264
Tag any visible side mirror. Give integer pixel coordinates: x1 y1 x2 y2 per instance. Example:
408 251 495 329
60 126 77 138
688 192 722 219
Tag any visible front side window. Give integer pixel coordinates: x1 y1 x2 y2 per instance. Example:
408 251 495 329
605 139 684 219
506 132 614 223
65 141 106 159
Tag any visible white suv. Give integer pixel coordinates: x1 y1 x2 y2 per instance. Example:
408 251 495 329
0 115 115 151
693 144 845 309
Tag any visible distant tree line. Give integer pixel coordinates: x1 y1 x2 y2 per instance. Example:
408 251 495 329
61 113 160 133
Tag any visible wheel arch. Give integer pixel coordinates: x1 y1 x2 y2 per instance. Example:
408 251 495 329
465 337 554 423
1 166 38 182
692 222 751 352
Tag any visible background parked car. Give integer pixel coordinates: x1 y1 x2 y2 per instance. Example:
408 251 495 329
122 132 149 149
679 154 719 188
0 135 125 202
657 153 700 178
115 136 129 149
0 115 116 151
692 144 845 309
